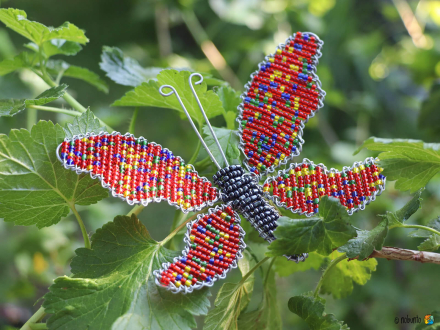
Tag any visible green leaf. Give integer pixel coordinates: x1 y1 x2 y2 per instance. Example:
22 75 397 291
419 82 440 134
214 86 240 128
202 126 240 168
338 218 388 260
64 109 106 139
100 46 163 87
415 311 440 329
0 51 37 76
203 250 255 330
43 60 108 93
320 251 377 299
355 137 440 193
379 189 423 228
0 120 108 228
274 252 326 277
112 70 224 125
409 217 440 237
25 39 82 58
238 268 282 330
267 196 356 256
0 84 67 117
288 292 349 330
0 8 88 46
418 234 440 252
43 214 210 330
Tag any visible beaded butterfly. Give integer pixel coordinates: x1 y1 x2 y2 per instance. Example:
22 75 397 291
57 32 386 294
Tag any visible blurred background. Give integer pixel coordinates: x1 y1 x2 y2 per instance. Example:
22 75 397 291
0 0 439 329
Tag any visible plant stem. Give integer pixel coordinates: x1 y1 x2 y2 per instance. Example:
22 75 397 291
27 107 37 131
127 204 145 217
29 323 48 330
20 306 46 330
188 138 201 165
401 224 440 237
193 156 213 172
368 246 440 265
314 253 347 298
263 257 276 287
70 204 91 249
27 105 82 117
161 211 203 246
181 9 242 90
240 256 270 284
128 107 139 134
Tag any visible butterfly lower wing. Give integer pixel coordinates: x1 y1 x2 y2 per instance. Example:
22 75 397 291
57 131 219 212
263 157 386 216
154 205 246 293
237 31 325 177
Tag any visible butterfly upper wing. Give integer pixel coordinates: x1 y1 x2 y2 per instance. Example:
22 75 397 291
154 205 246 293
263 157 386 216
57 132 219 212
237 31 325 176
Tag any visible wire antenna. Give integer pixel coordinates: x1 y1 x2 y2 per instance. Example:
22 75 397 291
189 73 229 168
159 83 222 170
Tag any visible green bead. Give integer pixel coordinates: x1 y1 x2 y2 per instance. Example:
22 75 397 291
225 215 231 222
118 180 123 185
133 165 138 169
188 275 193 280
287 191 293 198
310 165 315 171
293 139 299 145
257 148 262 154
273 121 278 126
218 244 223 249
299 187 305 192
209 239 214 245
215 235 220 241
70 141 75 146
82 154 87 160
87 147 94 151
152 187 157 191
284 174 289 179
341 173 347 177
286 100 291 106
141 140 147 145
191 243 197 249
293 187 298 191
109 142 115 146
201 261 207 267
305 184 311 188
158 185 164 190
261 165 266 171
314 198 319 204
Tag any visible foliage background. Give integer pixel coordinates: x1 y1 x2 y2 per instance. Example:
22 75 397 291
0 0 439 329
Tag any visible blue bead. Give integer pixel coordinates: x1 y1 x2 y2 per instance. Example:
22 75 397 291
61 152 67 159
306 200 312 204
332 192 338 197
245 97 251 103
314 208 319 213
207 219 212 224
176 274 182 281
229 225 234 230
93 161 101 166
342 180 348 185
66 159 74 165
352 191 358 197
101 138 108 142
213 247 218 252
209 258 214 265
360 196 366 201
136 186 142 191
347 199 353 204
339 190 344 196
180 257 187 263
219 255 224 261
206 276 212 282
379 174 385 179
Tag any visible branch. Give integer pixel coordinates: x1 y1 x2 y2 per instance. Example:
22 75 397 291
367 246 440 265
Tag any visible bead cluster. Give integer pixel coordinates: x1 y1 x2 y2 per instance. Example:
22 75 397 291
58 132 219 211
264 158 386 216
155 205 245 293
237 31 325 175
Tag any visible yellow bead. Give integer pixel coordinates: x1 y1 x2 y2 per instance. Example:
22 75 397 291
87 165 93 170
123 191 129 197
280 132 285 137
185 280 191 287
377 179 383 185
379 167 384 172
292 132 297 137
329 173 335 178
286 74 291 81
183 272 189 278
175 281 181 287
269 58 274 63
226 253 231 258
218 249 223 254
220 232 225 237
184 203 191 208
173 272 177 277
200 267 205 273
286 187 291 191
353 167 359 173
177 200 183 205
290 169 295 175
331 185 337 190
373 171 379 176
280 154 285 160
274 159 279 165
369 182 375 187
102 146 108 150
210 252 215 257
190 235 195 242
184 266 191 273
221 212 227 219
312 181 317 186
205 237 210 242
276 49 282 55
224 234 229 240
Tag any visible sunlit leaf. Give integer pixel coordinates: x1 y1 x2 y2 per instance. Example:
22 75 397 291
112 70 224 125
64 109 106 139
25 39 82 58
355 137 440 192
338 218 388 260
379 189 423 228
409 217 440 237
267 196 356 256
43 214 210 330
274 252 326 277
214 86 240 128
288 291 349 329
0 84 67 117
203 250 255 330
0 8 88 46
320 251 377 299
418 234 440 252
0 120 108 228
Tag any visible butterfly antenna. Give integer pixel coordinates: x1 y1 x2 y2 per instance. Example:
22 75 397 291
189 73 229 167
159 84 222 170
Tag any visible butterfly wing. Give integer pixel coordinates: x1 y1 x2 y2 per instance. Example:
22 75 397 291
154 205 246 293
263 157 386 216
57 131 219 212
237 31 325 176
